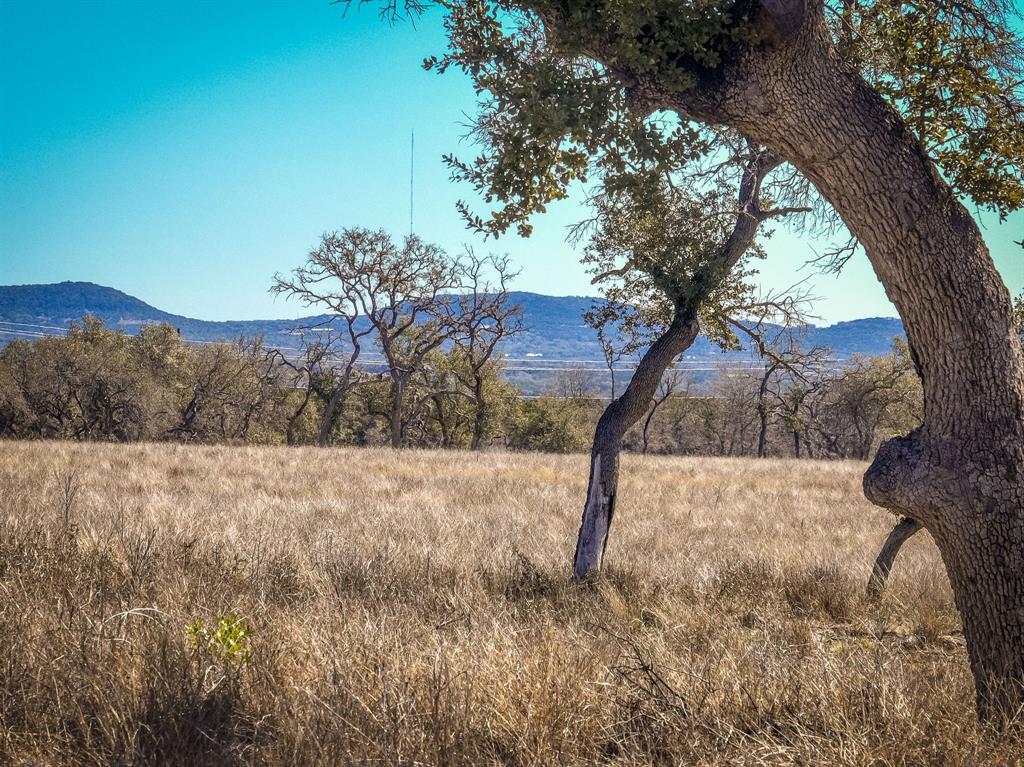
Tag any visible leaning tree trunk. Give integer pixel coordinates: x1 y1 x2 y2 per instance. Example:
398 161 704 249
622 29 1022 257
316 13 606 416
643 1 1024 719
574 311 699 579
573 148 787 579
866 515 924 599
534 0 1024 717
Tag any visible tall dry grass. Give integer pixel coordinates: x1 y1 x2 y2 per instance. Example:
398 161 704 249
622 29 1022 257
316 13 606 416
0 441 1019 765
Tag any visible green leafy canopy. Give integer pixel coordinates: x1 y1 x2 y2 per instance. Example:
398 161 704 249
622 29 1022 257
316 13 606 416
424 0 1024 236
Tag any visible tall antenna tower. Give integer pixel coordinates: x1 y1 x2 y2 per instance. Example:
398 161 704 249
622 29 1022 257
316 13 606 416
409 129 415 236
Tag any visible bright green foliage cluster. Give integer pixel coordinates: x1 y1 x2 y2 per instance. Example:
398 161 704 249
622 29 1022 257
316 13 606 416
430 0 1024 237
836 1 1024 216
427 1 719 237
582 177 767 352
187 613 253 665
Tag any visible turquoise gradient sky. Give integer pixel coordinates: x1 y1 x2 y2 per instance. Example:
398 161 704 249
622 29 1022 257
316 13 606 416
1 1 1021 324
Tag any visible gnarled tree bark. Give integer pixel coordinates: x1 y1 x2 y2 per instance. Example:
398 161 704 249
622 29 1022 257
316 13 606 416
719 5 1023 720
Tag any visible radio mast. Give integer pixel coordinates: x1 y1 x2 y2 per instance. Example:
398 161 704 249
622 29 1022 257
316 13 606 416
409 130 415 236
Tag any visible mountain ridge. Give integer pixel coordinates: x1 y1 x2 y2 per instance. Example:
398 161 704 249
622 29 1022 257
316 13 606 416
0 281 906 363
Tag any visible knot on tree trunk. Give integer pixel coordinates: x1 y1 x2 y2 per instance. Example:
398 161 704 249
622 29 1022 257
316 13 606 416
863 430 931 520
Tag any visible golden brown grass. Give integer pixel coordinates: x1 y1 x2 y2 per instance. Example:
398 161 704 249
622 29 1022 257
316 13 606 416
1 441 1020 766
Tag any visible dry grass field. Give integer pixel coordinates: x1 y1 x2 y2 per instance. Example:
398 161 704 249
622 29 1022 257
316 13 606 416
1 441 1020 765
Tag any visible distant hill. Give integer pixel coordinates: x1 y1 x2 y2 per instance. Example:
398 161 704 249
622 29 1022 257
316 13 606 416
0 281 330 347
0 281 608 356
0 281 906 393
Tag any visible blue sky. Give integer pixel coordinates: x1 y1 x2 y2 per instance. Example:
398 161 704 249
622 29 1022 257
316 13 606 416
1 1 1021 324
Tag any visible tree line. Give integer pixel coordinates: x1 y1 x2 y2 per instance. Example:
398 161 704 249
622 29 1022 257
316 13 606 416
0 295 923 463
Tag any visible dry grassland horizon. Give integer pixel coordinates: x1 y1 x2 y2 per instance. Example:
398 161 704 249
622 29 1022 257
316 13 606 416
1 441 1020 765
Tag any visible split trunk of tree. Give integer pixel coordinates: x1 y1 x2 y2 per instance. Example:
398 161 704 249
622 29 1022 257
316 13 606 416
573 311 699 579
866 516 924 599
650 1 1024 718
317 387 347 447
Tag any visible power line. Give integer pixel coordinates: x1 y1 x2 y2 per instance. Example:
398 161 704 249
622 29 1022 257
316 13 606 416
0 320 71 332
0 328 53 338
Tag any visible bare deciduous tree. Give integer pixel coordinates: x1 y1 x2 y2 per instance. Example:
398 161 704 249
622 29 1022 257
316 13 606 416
640 367 688 455
445 252 525 450
267 326 363 446
273 228 461 448
727 320 831 459
584 302 643 402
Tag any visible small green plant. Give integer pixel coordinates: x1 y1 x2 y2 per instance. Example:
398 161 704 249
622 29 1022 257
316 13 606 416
187 612 253 664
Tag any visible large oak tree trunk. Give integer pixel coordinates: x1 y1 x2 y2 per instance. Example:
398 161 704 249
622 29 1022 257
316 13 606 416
651 1 1024 718
573 311 699 579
